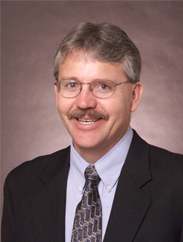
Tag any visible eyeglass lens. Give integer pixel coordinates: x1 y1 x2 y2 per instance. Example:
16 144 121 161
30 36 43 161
59 80 115 98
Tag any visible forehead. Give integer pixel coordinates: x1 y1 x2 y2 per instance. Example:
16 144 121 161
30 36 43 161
58 52 126 82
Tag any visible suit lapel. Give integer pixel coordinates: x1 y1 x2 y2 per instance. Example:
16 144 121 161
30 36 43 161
104 131 152 242
31 147 70 242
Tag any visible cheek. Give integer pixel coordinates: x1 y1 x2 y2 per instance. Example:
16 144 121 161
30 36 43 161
101 95 125 115
104 97 131 123
57 97 73 113
57 103 71 131
56 99 73 124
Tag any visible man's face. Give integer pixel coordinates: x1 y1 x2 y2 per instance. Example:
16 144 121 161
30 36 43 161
55 53 143 162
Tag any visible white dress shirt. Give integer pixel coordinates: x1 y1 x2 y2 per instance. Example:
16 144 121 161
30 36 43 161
65 126 133 242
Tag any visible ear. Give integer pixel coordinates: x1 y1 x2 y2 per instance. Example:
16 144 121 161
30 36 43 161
130 81 143 112
54 84 58 96
54 83 59 107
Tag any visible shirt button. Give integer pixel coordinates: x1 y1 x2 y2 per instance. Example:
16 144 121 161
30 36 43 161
107 184 111 191
78 187 82 192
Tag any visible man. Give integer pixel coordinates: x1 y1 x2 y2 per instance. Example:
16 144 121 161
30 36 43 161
2 22 183 242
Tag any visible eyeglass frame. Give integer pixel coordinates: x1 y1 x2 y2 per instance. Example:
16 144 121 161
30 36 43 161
54 79 132 99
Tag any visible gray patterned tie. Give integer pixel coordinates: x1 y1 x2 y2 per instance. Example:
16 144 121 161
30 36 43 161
71 165 102 242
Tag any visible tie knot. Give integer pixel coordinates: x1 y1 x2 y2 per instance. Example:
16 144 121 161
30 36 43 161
85 165 100 185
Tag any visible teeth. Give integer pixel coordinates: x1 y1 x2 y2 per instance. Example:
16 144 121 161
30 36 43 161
78 119 97 124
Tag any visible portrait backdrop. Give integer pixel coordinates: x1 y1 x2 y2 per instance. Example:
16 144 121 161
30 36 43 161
1 1 183 212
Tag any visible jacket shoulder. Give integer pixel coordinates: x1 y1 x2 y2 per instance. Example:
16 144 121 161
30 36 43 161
149 144 183 166
4 146 70 194
133 129 183 165
131 130 183 180
148 145 183 182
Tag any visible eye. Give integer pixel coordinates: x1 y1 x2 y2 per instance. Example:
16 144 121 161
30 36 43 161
93 81 113 92
64 80 80 90
100 84 109 90
68 82 77 88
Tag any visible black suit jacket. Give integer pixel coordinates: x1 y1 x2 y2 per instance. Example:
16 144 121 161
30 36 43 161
2 131 183 242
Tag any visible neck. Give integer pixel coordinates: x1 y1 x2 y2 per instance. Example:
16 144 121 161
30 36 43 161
75 147 107 164
73 133 127 164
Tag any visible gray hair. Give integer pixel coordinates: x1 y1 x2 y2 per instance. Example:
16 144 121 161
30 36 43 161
53 22 141 83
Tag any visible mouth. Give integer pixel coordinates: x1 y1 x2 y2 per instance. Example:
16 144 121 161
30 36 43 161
77 118 100 124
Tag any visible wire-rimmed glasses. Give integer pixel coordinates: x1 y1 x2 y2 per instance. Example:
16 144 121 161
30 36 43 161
54 79 131 99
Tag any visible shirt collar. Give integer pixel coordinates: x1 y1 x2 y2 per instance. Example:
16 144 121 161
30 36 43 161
70 126 133 193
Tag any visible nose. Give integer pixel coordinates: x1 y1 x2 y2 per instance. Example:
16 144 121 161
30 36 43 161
75 84 97 110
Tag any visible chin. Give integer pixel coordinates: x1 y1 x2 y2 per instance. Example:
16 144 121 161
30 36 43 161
73 136 103 150
74 140 99 149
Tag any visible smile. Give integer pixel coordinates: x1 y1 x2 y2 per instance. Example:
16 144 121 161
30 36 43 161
78 119 98 124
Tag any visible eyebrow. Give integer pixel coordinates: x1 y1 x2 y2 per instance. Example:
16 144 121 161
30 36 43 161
59 77 79 82
59 77 117 83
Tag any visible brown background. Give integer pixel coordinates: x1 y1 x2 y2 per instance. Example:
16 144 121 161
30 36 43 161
1 1 183 212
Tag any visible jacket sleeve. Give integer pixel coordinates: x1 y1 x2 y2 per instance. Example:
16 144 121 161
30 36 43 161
1 176 15 242
181 224 183 242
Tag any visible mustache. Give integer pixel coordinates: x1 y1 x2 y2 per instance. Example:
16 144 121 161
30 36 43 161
68 108 109 120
